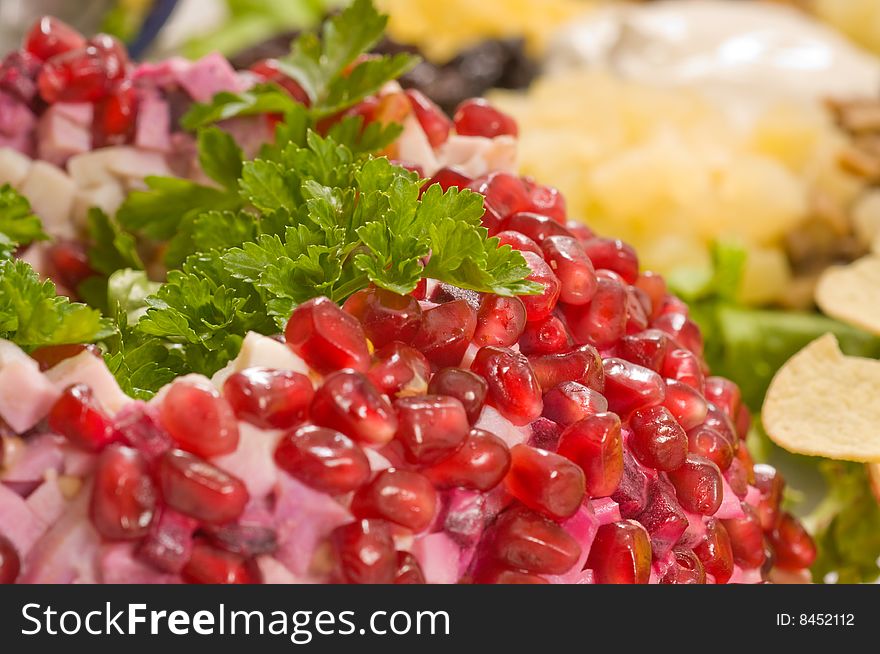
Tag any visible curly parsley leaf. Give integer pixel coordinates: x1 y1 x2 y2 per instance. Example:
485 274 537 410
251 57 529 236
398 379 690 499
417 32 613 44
0 184 47 246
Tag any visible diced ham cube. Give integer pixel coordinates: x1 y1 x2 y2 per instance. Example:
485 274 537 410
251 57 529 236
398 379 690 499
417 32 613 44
0 348 60 433
18 161 77 239
0 483 44 556
37 103 93 167
175 52 246 102
134 93 171 152
49 102 93 127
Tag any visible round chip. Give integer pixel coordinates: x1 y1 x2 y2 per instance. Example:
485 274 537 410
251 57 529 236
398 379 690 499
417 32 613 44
764 333 880 463
815 255 880 336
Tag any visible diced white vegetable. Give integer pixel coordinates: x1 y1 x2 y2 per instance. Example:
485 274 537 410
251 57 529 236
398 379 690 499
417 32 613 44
45 351 132 416
397 114 439 175
72 182 126 227
19 161 77 239
0 146 32 187
211 332 310 388
0 358 60 433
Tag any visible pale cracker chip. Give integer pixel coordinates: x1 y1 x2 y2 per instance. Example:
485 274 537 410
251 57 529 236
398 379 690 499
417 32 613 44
763 333 880 463
815 255 880 336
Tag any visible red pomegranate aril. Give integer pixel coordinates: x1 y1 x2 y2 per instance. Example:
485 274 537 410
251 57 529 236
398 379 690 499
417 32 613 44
48 383 118 451
351 469 437 532
481 204 505 235
342 286 423 348
735 403 752 442
157 449 249 524
406 89 452 147
491 507 581 575
422 428 510 491
25 16 86 61
686 425 734 471
529 417 562 451
581 238 639 284
662 379 709 431
541 235 597 305
394 395 470 464
47 240 95 290
629 405 687 472
504 212 573 244
285 296 371 373
412 299 477 368
474 295 527 348
505 444 585 520
90 445 156 540
395 551 426 584
519 251 561 322
453 98 517 138
662 348 705 393
495 230 542 256
160 380 239 458
564 276 628 348
602 358 665 419
311 370 397 445
529 344 604 393
471 346 543 426
0 534 20 584
0 51 41 103
637 479 688 557
223 368 313 430
769 512 817 570
137 508 198 573
735 445 756 485
249 58 310 104
274 424 370 494
694 519 734 584
30 343 99 371
368 342 431 397
428 282 481 310
204 523 277 557
527 182 566 223
660 547 706 584
612 451 650 518
475 563 548 584
652 312 704 359
753 464 784 532
557 412 623 497
427 367 487 424
38 38 126 103
542 381 608 426
518 314 572 355
614 329 671 372
423 167 472 193
331 519 397 584
724 454 749 500
587 520 652 584
371 91 411 126
93 80 137 146
704 376 741 421
667 454 723 515
722 503 766 569
470 172 530 218
182 540 260 584
701 402 738 448
635 272 667 319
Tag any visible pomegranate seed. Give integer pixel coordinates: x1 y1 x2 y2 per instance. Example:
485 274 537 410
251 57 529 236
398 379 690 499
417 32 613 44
701 402 738 448
352 469 437 532
519 251 561 322
661 348 705 392
724 455 749 500
471 346 543 426
629 405 687 471
90 445 156 540
470 172 530 218
581 238 639 283
30 343 100 371
395 551 426 584
529 417 562 451
637 479 688 557
542 381 608 426
528 344 604 393
394 395 469 464
412 299 477 368
47 241 95 289
504 212 574 244
249 58 310 104
753 464 784 532
490 506 581 574
735 403 752 441
0 51 41 103
687 425 734 471
0 534 20 584
563 276 628 348
412 278 427 300
331 519 397 584
137 508 197 573
518 314 572 355
474 295 527 348
368 342 431 397
661 379 708 431
602 358 665 418
587 520 652 584
183 540 260 584
704 377 741 421
566 220 594 243
405 89 452 147
660 547 706 584
540 236 597 305
495 230 542 256
24 16 86 61
159 380 239 458
423 167 472 193
694 519 734 584
735 445 756 485
453 98 517 138
48 383 119 452
557 412 623 497
311 370 397 445
115 403 173 464
203 523 277 557
285 297 370 374
667 454 723 515
427 367 487 424
93 80 137 146
625 288 650 336
342 286 422 348
652 312 704 358
274 424 370 493
505 445 585 520
475 564 548 584
612 451 650 518
481 204 505 235
722 503 766 569
634 272 667 319
527 182 566 223
38 37 126 103
422 427 510 491
769 512 816 570
223 368 313 430
371 91 411 126
157 449 249 524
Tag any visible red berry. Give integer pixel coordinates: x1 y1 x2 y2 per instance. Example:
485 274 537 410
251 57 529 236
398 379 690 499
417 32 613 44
48 383 119 452
694 519 734 584
394 395 470 464
0 534 20 584
331 519 397 584
581 238 639 284
667 454 723 515
587 520 652 584
406 89 452 147
352 468 438 532
519 251 561 322
368 342 431 397
274 424 370 494
602 358 665 419
505 445 586 520
157 449 249 525
427 367 487 424
629 405 688 472
90 445 156 540
412 299 477 368
310 370 398 445
557 412 623 498
182 540 260 584
422 427 510 491
159 380 239 458
542 381 608 427
471 346 543 426
342 286 422 348
453 98 517 138
24 16 86 61
490 506 581 575
474 295 527 348
285 297 371 374
223 368 314 430
541 235 597 305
